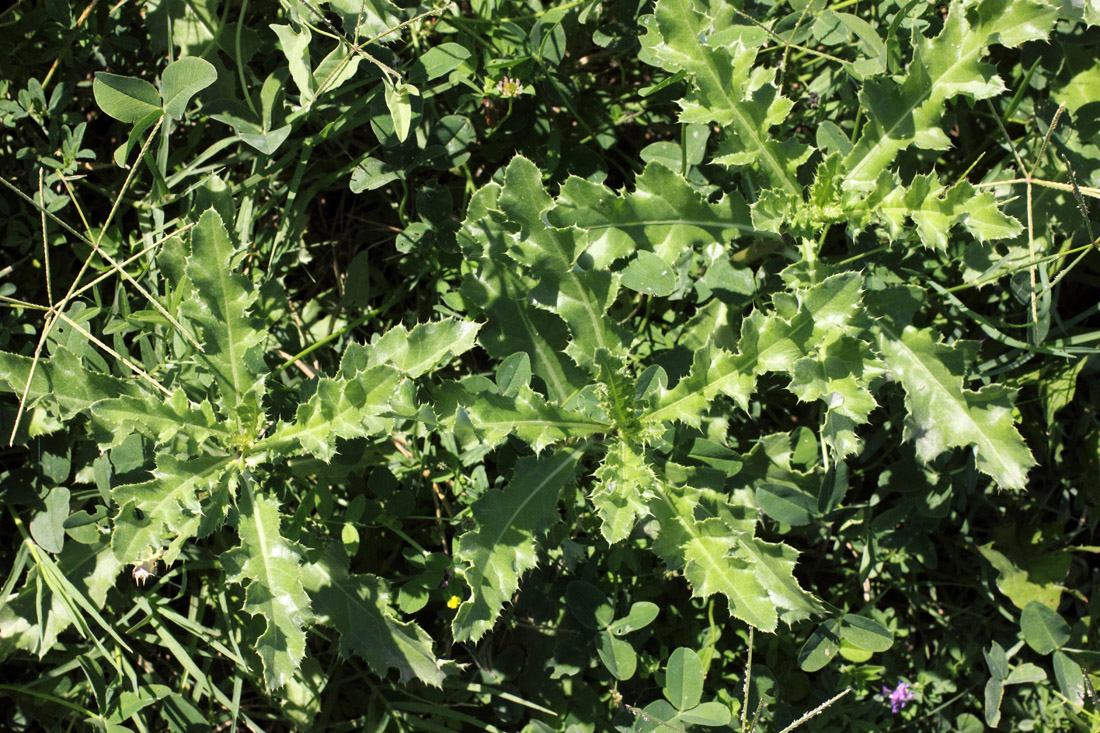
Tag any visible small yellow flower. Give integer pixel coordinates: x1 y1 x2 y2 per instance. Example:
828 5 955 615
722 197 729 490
447 595 461 609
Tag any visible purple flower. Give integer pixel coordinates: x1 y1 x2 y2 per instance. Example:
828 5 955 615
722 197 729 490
496 77 523 97
882 681 914 713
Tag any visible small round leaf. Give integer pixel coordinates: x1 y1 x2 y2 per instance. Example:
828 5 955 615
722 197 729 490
663 647 704 711
608 602 660 636
1020 600 1070 655
93 73 160 123
680 701 732 726
597 630 637 681
160 57 217 119
798 618 841 672
840 613 893 652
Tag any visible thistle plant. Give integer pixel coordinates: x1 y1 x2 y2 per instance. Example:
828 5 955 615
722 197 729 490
1 0 1097 729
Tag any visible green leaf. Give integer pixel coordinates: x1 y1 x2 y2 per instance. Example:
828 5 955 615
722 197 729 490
111 454 234 565
679 701 732 726
258 364 403 462
1052 650 1085 705
93 72 161 123
632 700 681 733
620 250 677 297
1020 601 1070 655
30 487 71 554
641 0 809 194
834 12 887 78
984 640 1009 680
842 0 1058 189
346 318 480 378
984 676 1004 727
1004 663 1046 685
664 647 704 711
409 42 471 82
221 481 313 691
816 121 852 157
0 347 141 423
349 156 403 193
385 81 419 142
685 438 742 476
181 208 267 430
598 630 638 680
495 352 531 396
302 550 444 686
977 543 1067 609
756 482 815 527
591 439 654 544
113 108 163 167
873 318 1036 489
452 449 580 642
731 432 821 524
840 613 893 652
608 602 660 636
160 57 217 119
798 618 842 671
0 539 120 659
270 24 314 100
326 0 401 37
311 44 361 100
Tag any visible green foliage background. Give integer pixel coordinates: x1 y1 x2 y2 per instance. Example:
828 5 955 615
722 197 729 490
1 0 1099 730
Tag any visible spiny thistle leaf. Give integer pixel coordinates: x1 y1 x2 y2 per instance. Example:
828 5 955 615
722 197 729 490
848 172 1024 248
91 389 229 449
256 364 403 462
452 448 581 642
648 272 867 424
591 439 655 544
874 320 1036 490
641 0 809 194
788 337 882 458
495 156 628 370
181 208 268 431
460 183 589 402
342 318 481 378
547 161 753 270
440 381 608 453
221 480 313 691
648 345 738 427
0 347 141 423
757 156 1023 248
111 453 234 565
303 550 445 687
842 0 1058 190
648 481 823 631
